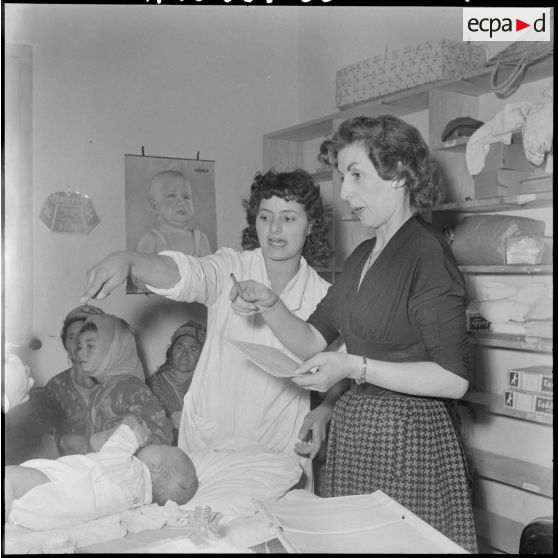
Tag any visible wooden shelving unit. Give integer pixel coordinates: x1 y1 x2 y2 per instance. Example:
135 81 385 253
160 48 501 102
459 264 553 275
473 508 524 554
264 56 553 144
432 190 553 213
314 265 343 283
310 168 333 182
470 448 553 497
463 391 553 426
469 331 553 354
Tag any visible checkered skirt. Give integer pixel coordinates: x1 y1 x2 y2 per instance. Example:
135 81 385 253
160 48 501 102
325 390 478 553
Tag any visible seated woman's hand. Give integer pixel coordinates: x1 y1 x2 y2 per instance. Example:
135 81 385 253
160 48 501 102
292 352 361 393
294 404 332 459
170 411 182 430
121 415 150 447
59 434 90 455
229 279 278 316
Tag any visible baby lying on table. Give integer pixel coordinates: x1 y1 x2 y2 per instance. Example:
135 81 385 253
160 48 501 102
4 416 198 531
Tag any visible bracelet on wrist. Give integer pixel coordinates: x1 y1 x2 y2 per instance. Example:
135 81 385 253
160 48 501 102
355 355 367 385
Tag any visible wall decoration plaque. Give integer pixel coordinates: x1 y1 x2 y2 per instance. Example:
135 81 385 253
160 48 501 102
39 190 100 234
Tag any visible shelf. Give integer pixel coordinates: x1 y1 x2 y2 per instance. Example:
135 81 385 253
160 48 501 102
432 190 553 213
470 331 553 353
310 168 333 182
436 136 469 150
264 56 553 143
463 391 553 425
459 264 553 275
470 448 553 498
473 507 524 554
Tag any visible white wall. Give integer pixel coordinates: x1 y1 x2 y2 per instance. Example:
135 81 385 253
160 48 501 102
4 4 300 380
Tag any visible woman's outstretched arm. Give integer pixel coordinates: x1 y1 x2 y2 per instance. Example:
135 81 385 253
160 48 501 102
81 250 180 303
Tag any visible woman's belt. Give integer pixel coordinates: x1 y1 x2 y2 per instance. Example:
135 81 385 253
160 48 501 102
350 380 399 396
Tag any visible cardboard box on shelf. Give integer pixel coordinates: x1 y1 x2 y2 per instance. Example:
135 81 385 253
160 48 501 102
466 312 491 331
502 138 549 173
497 170 552 196
472 135 551 199
335 39 486 110
503 389 553 415
507 365 553 394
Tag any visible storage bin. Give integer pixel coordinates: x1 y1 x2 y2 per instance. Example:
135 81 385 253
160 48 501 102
335 39 486 110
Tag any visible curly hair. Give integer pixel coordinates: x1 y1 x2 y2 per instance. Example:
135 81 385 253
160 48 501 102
241 169 333 267
318 115 444 212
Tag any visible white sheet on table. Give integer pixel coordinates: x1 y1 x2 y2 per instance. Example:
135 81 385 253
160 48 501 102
254 489 470 554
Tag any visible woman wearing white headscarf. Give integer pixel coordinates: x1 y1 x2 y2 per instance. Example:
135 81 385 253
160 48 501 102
38 305 106 455
77 314 173 450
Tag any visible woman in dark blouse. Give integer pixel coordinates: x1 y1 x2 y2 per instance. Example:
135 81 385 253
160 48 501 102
147 321 206 444
230 115 477 553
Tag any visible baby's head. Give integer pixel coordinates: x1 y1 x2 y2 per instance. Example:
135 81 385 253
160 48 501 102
136 444 198 506
147 170 194 228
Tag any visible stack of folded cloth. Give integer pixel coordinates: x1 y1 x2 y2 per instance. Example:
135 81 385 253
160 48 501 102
469 280 552 336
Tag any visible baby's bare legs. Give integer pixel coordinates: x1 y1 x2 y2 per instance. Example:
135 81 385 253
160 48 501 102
4 465 49 518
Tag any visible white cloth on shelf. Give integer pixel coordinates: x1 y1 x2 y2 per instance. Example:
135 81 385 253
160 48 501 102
522 86 553 165
466 102 533 175
466 87 553 175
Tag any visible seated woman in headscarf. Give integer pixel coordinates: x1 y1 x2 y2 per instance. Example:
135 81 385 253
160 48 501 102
147 321 206 443
74 313 173 451
36 305 106 455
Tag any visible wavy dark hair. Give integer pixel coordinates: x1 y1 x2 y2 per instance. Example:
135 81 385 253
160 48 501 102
318 115 444 212
241 169 333 267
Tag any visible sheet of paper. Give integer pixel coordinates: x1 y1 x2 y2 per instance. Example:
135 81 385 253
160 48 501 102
226 340 302 378
254 490 469 554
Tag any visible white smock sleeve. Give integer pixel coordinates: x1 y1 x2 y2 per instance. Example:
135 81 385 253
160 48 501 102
145 248 241 306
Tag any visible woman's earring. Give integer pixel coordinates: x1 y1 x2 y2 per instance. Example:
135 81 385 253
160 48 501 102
392 179 404 190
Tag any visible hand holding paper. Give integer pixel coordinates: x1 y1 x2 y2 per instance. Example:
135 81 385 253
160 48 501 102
227 340 358 394
226 340 302 378
293 352 361 393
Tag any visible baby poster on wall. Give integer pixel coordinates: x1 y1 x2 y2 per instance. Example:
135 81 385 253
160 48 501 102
125 154 217 294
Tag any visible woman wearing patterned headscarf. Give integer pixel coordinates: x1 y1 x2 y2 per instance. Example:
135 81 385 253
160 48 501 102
74 314 173 450
147 321 206 443
38 305 106 455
